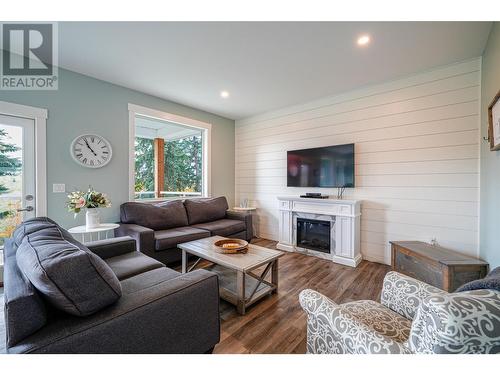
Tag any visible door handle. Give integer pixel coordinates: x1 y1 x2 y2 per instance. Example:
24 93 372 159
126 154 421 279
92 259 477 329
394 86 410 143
17 206 34 212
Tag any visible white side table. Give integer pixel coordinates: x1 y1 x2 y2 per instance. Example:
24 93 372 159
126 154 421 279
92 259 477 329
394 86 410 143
68 223 120 243
232 207 258 238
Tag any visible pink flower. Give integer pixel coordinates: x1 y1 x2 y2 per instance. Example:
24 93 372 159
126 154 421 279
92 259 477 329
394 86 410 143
75 197 86 208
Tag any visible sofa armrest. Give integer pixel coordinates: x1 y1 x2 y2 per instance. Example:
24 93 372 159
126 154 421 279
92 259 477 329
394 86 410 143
9 269 220 354
299 289 411 354
86 236 137 259
226 210 253 240
115 223 155 257
381 271 446 320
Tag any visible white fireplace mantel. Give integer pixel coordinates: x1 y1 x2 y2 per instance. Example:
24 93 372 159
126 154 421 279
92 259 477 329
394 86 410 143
277 196 361 267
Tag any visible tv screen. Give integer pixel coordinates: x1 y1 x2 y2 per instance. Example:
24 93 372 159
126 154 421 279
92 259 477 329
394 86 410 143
287 144 355 188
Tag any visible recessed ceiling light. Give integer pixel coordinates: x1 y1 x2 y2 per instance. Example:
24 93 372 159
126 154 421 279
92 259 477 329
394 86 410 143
220 90 230 98
357 35 371 46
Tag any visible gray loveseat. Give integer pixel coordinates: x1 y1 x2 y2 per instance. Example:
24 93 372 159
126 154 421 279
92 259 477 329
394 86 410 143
116 196 252 264
3 217 220 354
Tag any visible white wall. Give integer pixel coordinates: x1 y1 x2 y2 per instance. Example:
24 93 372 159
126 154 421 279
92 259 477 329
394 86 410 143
0 68 235 229
235 58 481 264
480 22 500 268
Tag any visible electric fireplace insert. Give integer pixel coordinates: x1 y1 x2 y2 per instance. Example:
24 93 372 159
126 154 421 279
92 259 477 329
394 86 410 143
296 218 331 254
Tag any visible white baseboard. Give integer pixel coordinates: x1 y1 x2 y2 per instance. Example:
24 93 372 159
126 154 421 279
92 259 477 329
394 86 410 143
276 243 295 252
362 253 390 266
277 242 362 268
332 254 362 268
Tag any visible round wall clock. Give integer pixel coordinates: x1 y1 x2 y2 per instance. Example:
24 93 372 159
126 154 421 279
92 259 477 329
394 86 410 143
70 134 113 168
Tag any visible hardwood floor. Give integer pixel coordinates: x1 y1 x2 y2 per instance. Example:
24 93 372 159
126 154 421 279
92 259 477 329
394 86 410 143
0 238 390 354
212 238 390 354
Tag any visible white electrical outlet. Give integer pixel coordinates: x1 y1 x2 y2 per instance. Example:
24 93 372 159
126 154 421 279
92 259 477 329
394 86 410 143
53 183 66 193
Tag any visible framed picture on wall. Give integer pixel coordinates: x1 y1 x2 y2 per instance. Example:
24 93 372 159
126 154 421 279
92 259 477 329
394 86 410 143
488 89 500 151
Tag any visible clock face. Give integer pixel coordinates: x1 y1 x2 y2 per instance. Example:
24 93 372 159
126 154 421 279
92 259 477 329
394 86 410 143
70 134 112 168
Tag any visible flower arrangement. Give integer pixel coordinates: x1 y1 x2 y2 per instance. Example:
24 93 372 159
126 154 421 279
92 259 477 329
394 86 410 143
66 186 111 215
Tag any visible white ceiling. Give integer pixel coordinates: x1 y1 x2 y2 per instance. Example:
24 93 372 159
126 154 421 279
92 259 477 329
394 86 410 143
58 22 492 120
135 116 201 140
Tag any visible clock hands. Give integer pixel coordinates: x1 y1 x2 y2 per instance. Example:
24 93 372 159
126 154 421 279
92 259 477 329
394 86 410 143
83 138 97 156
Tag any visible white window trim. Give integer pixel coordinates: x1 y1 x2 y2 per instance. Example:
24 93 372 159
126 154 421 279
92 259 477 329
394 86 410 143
128 103 212 201
0 100 48 216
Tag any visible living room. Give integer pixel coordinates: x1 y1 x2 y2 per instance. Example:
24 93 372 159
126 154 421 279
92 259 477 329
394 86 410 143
1 0 500 372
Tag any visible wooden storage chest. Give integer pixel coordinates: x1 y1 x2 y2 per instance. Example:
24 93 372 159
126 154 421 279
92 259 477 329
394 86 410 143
390 241 489 292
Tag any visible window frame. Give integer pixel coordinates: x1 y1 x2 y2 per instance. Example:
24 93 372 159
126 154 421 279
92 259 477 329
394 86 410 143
128 103 211 201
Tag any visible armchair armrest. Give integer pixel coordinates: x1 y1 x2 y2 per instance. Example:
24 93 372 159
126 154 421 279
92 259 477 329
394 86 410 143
299 288 338 315
86 236 136 259
299 289 411 354
381 271 445 320
408 289 500 354
226 210 253 240
115 223 155 258
10 269 220 354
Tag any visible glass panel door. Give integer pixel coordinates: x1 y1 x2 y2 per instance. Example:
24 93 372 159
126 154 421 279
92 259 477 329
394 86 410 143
296 218 331 254
0 114 35 248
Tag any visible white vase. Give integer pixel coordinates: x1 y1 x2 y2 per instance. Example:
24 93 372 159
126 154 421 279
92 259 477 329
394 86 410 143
86 208 100 230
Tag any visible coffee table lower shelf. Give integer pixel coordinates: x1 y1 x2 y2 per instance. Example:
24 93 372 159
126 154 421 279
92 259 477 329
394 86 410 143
205 264 277 314
178 236 283 315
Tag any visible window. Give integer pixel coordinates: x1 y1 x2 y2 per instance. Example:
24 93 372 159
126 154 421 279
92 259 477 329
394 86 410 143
129 104 211 200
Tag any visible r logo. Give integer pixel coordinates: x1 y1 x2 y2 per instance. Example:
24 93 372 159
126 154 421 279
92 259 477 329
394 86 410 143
1 22 58 90
2 24 53 76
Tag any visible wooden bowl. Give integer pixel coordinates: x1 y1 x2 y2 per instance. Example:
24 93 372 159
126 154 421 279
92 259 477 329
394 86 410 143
214 238 249 254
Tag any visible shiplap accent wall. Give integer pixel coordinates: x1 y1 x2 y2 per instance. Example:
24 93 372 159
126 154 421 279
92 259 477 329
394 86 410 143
235 58 481 264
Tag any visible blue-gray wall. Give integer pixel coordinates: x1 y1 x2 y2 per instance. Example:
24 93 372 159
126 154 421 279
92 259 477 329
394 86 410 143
0 68 235 229
480 22 500 268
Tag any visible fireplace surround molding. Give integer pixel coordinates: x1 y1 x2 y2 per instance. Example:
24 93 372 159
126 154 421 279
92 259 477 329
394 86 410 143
277 196 361 267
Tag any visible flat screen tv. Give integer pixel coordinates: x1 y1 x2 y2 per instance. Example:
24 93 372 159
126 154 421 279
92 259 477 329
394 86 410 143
287 143 355 188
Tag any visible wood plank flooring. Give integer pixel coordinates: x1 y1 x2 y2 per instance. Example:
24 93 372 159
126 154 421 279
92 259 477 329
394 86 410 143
0 238 390 354
211 238 390 354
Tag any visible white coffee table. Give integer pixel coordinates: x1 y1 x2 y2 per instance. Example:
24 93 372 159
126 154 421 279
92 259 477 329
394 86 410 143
68 223 120 243
178 235 284 315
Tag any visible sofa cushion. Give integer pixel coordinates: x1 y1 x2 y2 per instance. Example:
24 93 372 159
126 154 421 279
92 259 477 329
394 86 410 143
192 219 246 237
12 217 58 247
154 226 210 251
184 196 229 225
319 299 412 354
120 267 181 294
120 200 189 230
3 238 47 347
105 251 165 280
16 224 122 317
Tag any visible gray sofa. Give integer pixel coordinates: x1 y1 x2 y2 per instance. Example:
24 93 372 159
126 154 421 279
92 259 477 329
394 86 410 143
116 196 252 264
3 217 220 354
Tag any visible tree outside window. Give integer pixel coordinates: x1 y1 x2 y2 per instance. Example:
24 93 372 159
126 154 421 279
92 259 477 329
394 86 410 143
134 137 154 194
164 135 202 195
0 127 22 245
134 120 203 199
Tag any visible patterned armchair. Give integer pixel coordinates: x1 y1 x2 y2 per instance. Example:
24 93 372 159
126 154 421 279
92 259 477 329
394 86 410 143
299 271 500 354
